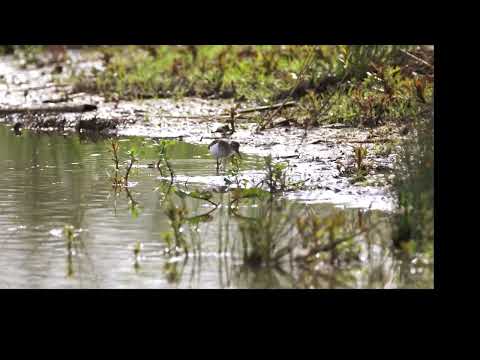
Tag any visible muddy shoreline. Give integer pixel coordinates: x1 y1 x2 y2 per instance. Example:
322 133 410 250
0 51 399 211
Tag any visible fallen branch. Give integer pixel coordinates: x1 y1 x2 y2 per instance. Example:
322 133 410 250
223 101 297 115
399 49 433 69
42 97 70 104
310 138 394 145
158 114 251 121
12 83 70 92
0 104 97 115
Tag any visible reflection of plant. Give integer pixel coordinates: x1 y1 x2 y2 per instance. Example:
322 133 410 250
163 260 187 284
163 197 189 256
236 199 298 267
125 187 141 220
108 140 123 187
296 211 357 262
133 240 142 271
63 225 77 277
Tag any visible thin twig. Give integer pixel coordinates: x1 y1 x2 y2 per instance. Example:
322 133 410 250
11 83 70 92
309 138 394 145
223 101 297 115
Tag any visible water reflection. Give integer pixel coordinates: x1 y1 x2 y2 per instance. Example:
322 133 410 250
0 124 433 288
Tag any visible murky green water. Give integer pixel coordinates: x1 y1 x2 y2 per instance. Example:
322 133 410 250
0 124 433 288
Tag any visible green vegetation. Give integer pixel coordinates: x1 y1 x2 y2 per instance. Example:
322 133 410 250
0 45 434 287
5 45 433 130
69 46 431 128
390 108 434 253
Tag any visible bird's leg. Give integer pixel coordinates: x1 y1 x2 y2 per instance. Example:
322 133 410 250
216 158 219 174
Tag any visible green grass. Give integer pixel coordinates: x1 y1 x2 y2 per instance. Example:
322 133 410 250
6 45 433 130
67 46 428 101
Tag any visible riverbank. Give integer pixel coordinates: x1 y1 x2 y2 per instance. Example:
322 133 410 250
0 45 434 288
0 48 416 211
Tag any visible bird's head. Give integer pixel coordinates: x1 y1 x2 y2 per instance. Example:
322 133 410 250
231 141 241 158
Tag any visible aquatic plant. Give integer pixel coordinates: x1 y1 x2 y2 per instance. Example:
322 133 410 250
110 140 120 171
261 156 305 193
108 139 124 188
224 155 244 188
153 139 176 183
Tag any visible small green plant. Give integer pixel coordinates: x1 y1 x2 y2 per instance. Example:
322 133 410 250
224 155 244 188
111 140 120 170
372 142 394 157
154 140 175 183
340 145 371 184
108 140 123 188
107 139 144 188
124 147 138 186
262 156 305 193
264 156 288 193
354 145 368 173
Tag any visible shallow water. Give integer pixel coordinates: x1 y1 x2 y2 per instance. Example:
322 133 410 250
0 124 433 288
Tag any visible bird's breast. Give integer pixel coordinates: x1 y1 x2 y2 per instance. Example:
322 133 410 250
209 143 230 159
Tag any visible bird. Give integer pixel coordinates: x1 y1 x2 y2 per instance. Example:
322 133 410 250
208 139 241 174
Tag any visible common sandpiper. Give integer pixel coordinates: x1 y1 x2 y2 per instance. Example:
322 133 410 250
208 139 241 174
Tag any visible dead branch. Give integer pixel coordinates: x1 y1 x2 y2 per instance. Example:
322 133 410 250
0 104 97 115
224 101 297 114
399 49 433 69
309 138 394 145
11 84 70 92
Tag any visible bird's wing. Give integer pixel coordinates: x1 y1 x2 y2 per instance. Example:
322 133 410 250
208 139 219 149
